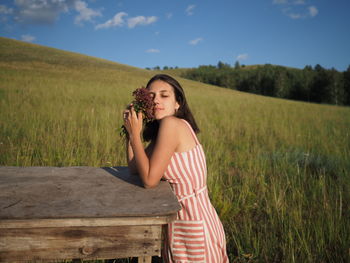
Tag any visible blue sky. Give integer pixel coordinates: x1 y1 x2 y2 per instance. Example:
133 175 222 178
1 0 349 71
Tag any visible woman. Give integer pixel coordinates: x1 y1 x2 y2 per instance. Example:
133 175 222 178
123 74 229 262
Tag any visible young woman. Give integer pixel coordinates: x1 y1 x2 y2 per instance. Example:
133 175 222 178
123 74 229 262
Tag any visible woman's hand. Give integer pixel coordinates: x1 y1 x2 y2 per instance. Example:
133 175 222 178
123 104 144 139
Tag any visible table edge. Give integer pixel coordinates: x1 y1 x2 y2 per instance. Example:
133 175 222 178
0 214 178 229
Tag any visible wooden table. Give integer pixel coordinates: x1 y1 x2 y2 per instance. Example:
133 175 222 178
0 166 181 263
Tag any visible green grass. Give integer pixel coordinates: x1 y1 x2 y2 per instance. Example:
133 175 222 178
1 37 349 262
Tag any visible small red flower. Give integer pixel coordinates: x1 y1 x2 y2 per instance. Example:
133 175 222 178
120 87 155 137
131 87 156 120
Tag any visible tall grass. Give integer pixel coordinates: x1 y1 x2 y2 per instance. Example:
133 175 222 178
1 37 349 262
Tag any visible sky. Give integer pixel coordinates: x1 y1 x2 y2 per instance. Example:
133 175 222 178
1 0 350 71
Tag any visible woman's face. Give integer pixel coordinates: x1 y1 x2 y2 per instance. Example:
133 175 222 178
148 80 180 120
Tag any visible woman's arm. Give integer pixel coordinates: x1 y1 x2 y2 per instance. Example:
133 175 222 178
126 138 154 175
125 138 138 175
125 108 179 188
123 105 138 174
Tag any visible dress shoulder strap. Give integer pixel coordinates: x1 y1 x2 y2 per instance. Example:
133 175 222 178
180 119 200 145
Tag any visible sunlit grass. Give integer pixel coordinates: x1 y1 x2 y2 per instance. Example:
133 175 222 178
1 37 349 262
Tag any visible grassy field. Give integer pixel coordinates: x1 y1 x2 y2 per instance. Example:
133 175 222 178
1 37 349 262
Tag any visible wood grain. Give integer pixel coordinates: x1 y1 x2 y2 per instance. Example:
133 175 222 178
0 215 177 229
0 225 161 261
0 166 181 219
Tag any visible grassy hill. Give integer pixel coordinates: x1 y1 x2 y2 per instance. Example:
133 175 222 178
1 37 349 262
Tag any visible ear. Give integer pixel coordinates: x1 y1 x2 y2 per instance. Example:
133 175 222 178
175 102 180 111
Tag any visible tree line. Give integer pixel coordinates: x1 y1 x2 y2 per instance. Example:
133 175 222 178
177 62 350 106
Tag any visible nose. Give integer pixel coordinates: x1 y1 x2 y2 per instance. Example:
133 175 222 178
153 94 160 104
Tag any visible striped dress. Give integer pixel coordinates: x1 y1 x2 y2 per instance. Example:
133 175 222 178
162 119 229 263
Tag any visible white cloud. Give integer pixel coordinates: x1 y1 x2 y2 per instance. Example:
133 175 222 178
95 12 127 29
96 13 157 30
166 12 172 19
189 37 203 45
282 5 318 19
9 0 100 25
185 5 195 16
146 49 160 53
127 15 157 28
283 8 302 19
0 5 13 15
74 0 101 25
13 0 74 24
236 54 248 61
277 1 319 19
288 13 302 19
274 0 309 6
21 34 36 42
308 6 318 17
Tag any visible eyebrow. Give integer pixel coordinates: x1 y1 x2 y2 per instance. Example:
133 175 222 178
150 90 171 93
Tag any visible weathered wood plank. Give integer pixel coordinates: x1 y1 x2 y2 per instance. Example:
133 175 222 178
0 215 177 229
0 166 181 219
138 256 152 263
0 225 162 262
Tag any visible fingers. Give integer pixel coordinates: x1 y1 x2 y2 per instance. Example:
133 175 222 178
123 110 131 123
123 110 129 120
127 103 133 110
123 105 143 124
122 104 144 137
130 106 136 119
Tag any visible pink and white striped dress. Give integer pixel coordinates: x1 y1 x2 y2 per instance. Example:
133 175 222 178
162 119 229 263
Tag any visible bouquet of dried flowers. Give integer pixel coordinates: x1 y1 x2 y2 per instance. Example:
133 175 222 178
120 87 155 137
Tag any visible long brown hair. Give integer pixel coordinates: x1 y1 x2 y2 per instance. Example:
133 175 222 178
143 74 200 142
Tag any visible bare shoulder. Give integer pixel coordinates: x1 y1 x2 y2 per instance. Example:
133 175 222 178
158 116 190 137
159 116 185 130
159 117 196 152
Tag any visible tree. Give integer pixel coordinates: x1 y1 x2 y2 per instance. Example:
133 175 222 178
314 64 324 72
178 62 346 106
289 70 307 101
301 66 314 102
217 61 230 69
274 68 289 98
234 60 240 69
259 65 276 96
343 65 350 105
304 65 313 71
310 65 332 103
328 68 345 105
